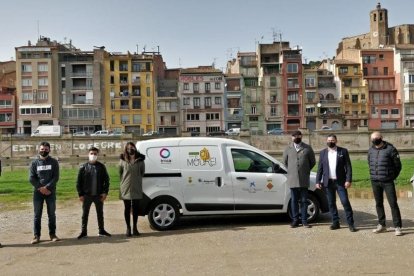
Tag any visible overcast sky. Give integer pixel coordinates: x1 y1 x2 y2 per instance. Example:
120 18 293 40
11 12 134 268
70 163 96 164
1 0 414 70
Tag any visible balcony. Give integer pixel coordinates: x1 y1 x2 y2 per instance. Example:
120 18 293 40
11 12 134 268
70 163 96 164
319 113 344 119
71 72 92 78
158 107 178 112
71 86 92 91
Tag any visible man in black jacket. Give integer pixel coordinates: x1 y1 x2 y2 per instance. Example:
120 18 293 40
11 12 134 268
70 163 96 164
316 134 356 232
368 131 402 236
76 147 111 239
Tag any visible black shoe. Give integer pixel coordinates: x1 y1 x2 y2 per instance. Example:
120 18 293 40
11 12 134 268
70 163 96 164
302 223 312 228
290 221 299 228
132 228 140 236
126 228 132 237
77 232 88 239
330 223 340 230
98 230 112 237
349 225 358 232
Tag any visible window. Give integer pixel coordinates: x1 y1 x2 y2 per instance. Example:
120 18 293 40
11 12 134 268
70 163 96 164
206 113 220 120
133 114 142 124
0 100 11 107
38 63 48 72
371 106 377 114
381 109 388 115
22 92 33 100
38 78 48 86
38 92 48 100
146 73 151 84
305 77 315 87
409 75 414 84
205 83 211 92
193 83 199 92
345 94 349 100
205 97 212 107
352 95 358 103
251 105 257 114
193 97 200 107
21 64 32 72
132 63 140 72
379 54 384 60
339 67 348 74
384 67 388 75
363 55 376 64
215 97 222 105
110 61 114 71
112 115 115 124
183 83 189 90
132 99 141 109
0 113 12 122
22 78 32 86
287 63 298 73
147 100 151 109
270 77 277 87
183 97 190 105
391 109 399 115
231 149 275 173
146 87 151 97
363 67 368 76
270 106 277 116
147 114 151 124
121 115 130 124
110 75 114 84
214 82 221 90
187 114 200 121
373 67 379 75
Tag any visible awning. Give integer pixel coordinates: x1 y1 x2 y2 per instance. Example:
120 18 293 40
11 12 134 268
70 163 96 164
19 105 52 109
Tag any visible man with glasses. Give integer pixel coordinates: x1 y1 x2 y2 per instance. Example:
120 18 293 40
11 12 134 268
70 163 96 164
76 147 111 239
29 141 60 244
283 130 316 228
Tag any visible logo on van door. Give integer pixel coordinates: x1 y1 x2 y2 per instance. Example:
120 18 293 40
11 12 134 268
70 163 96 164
187 147 217 167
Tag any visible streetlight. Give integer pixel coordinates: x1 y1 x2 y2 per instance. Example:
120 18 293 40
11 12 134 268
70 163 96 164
317 102 322 129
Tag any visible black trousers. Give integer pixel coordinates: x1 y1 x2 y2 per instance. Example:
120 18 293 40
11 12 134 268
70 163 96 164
123 199 139 229
82 195 104 232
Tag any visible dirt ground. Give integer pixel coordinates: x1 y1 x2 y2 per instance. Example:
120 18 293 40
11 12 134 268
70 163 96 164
1 197 414 275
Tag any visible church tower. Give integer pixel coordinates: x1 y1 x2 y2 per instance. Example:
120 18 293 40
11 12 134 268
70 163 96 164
370 2 388 48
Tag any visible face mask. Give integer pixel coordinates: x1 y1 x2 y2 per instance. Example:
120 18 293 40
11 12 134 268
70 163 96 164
327 142 336 148
39 151 49 157
127 149 136 155
293 138 302 144
89 154 98 162
372 138 382 146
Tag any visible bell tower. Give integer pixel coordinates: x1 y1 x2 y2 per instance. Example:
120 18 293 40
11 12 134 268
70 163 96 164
370 2 388 48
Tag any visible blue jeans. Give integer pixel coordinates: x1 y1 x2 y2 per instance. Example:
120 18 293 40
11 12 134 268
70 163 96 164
324 180 354 226
371 181 402 228
290 187 308 224
33 190 56 237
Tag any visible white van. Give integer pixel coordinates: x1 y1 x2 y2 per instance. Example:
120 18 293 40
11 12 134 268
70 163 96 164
225 128 240 136
31 125 62 137
135 137 327 230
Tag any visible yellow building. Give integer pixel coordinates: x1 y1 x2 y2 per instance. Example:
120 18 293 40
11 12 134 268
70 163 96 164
104 52 160 134
335 59 369 130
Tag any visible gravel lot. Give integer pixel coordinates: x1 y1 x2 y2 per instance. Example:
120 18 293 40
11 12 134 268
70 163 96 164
1 197 414 275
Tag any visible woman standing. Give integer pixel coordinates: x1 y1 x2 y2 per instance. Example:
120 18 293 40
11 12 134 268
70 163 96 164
119 142 145 237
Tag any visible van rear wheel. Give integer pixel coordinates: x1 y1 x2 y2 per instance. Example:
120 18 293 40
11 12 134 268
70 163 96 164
148 198 180 231
287 193 320 223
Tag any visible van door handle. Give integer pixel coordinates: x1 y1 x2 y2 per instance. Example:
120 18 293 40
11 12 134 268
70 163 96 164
236 177 247 180
216 177 223 187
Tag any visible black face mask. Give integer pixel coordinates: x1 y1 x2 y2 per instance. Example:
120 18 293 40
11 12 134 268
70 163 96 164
39 151 49 157
327 142 336 148
372 138 383 146
127 149 136 155
293 138 302 144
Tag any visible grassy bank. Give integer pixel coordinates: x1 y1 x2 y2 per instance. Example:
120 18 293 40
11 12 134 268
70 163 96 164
0 159 413 205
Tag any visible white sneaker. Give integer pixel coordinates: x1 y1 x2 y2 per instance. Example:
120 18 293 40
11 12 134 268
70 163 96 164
372 224 387 233
395 227 403 236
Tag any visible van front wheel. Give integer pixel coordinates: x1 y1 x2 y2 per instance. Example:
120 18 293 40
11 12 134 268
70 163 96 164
148 199 180 231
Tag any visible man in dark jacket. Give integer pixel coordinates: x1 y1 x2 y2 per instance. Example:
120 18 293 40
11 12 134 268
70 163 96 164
283 130 316 228
29 141 60 244
368 131 402 236
316 134 356 232
76 147 111 239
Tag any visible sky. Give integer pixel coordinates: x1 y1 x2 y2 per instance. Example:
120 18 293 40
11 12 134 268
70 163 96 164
1 0 414 70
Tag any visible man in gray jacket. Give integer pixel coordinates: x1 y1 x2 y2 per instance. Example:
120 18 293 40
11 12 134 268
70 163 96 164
29 141 60 244
368 131 402 236
283 130 316 228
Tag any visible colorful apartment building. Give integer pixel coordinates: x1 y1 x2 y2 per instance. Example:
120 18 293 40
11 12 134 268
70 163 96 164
0 61 16 134
362 49 400 128
15 37 64 134
104 52 162 134
178 66 225 136
157 68 180 135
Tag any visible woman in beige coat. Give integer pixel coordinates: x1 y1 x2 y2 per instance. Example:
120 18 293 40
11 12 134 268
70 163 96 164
119 142 145 237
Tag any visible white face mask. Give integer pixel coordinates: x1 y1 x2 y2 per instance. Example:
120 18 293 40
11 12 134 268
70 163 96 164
89 154 98 162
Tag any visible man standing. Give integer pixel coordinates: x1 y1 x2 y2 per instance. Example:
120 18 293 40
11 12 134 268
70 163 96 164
283 130 316 228
76 147 111 239
368 131 403 236
29 141 60 244
316 134 356 232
